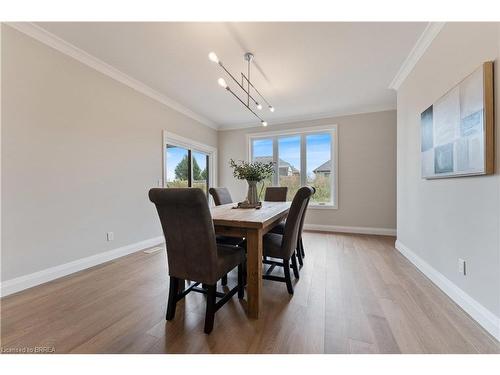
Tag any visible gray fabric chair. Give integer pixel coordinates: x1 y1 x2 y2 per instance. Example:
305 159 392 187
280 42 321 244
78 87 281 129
264 187 288 202
208 187 246 287
208 187 233 206
269 186 315 265
262 186 314 294
149 188 245 334
263 186 288 263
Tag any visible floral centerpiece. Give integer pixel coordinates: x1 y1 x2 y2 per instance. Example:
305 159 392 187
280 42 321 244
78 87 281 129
229 159 274 207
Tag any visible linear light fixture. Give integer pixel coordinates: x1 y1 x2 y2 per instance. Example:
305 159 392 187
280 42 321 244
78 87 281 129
209 51 274 126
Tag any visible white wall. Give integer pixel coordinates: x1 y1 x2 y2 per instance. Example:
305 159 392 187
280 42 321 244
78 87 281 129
218 110 397 232
1 26 217 282
396 23 500 334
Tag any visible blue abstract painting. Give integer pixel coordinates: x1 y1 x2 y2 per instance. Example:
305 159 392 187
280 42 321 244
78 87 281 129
434 143 454 174
421 105 434 152
421 64 488 178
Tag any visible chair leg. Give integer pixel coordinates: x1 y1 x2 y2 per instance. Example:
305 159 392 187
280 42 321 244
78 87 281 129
296 244 303 266
291 252 300 279
237 263 244 299
243 263 247 286
221 274 228 286
204 284 217 334
300 237 305 258
283 259 294 295
166 277 179 320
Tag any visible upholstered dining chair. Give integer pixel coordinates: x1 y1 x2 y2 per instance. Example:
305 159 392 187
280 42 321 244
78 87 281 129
269 186 315 266
149 188 246 334
262 186 314 294
208 187 245 286
263 186 288 263
208 187 233 206
264 186 288 202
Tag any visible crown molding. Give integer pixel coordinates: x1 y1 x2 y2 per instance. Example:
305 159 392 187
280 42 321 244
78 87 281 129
218 105 396 131
6 22 219 130
389 22 446 91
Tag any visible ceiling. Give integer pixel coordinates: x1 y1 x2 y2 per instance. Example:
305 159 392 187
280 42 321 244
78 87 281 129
35 22 427 130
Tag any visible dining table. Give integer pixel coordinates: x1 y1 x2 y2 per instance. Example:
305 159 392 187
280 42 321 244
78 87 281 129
210 200 291 319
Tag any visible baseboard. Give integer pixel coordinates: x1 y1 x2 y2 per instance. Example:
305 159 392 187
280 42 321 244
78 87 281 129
303 224 396 236
395 240 500 341
0 236 164 298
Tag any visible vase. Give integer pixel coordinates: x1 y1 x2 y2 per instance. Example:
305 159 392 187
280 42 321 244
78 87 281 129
246 180 259 206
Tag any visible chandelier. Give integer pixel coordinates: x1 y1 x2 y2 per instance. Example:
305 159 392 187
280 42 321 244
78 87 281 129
208 51 274 126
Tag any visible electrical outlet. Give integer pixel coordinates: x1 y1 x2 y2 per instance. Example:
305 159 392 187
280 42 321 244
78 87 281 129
458 258 466 276
106 232 114 241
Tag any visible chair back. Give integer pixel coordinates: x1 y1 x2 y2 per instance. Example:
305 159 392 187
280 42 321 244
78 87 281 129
264 187 288 202
149 188 219 284
297 186 315 241
208 187 233 206
281 186 314 258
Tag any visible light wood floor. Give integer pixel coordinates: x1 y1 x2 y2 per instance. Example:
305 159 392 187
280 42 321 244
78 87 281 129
1 232 498 354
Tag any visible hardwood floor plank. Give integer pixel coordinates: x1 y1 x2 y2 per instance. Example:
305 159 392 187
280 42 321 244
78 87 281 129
349 339 377 354
1 233 498 354
378 297 426 354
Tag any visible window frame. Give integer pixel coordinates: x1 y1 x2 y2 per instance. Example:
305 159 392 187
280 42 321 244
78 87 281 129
246 124 338 209
163 131 217 199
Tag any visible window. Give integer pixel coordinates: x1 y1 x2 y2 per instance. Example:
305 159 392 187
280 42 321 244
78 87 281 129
278 136 301 201
163 132 216 199
166 145 189 188
192 151 209 195
306 133 332 205
251 138 274 196
248 125 337 208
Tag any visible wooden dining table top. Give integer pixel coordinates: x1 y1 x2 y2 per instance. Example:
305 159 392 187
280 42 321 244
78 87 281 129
210 201 291 229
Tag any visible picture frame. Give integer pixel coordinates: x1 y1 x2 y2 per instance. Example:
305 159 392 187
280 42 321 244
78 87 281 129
420 61 494 179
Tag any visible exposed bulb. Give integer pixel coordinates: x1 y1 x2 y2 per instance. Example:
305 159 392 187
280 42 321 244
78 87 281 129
269 106 275 112
217 78 228 89
261 121 268 127
208 52 219 63
256 103 263 110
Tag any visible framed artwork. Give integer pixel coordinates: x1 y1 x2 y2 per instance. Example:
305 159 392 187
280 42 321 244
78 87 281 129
420 62 494 179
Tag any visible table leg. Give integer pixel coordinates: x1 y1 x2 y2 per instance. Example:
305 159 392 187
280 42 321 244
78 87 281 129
246 228 263 319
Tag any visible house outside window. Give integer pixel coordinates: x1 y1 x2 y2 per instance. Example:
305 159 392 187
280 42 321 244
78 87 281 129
313 160 332 178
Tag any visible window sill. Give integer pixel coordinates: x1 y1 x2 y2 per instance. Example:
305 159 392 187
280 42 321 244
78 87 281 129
309 204 338 210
